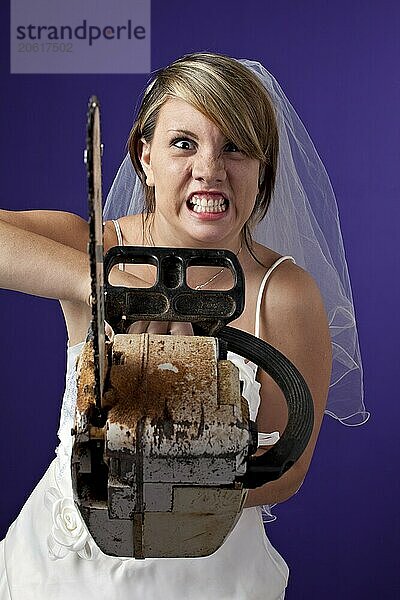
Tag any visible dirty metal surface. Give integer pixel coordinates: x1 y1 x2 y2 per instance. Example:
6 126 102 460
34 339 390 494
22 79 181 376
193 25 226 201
72 333 251 558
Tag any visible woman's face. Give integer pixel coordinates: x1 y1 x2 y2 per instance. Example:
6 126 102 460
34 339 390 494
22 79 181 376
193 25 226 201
140 97 260 248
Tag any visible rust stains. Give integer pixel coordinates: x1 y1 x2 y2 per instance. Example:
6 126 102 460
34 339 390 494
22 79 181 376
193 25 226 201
76 340 96 413
106 334 218 444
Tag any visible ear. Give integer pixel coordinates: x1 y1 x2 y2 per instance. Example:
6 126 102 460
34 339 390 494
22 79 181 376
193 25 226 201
139 138 155 186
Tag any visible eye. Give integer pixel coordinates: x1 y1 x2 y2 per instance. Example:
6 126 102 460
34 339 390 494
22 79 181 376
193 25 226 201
171 138 195 150
224 141 240 153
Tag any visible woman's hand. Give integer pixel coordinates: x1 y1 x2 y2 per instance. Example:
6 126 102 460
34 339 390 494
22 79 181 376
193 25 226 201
127 321 194 335
106 267 194 337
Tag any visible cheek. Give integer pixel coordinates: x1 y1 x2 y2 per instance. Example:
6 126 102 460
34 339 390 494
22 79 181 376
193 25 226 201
235 166 260 202
249 175 260 200
249 163 261 193
233 170 260 222
152 158 188 188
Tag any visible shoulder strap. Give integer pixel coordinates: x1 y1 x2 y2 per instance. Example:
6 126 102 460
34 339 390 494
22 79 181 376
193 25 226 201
112 219 123 245
254 256 295 338
112 219 125 272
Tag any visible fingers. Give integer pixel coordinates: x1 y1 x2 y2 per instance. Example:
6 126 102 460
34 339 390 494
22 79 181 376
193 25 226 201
104 321 114 340
147 321 170 335
127 321 151 334
127 321 194 336
168 321 194 336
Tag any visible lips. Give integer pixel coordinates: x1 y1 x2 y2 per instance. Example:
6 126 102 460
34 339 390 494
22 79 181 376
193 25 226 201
187 192 228 214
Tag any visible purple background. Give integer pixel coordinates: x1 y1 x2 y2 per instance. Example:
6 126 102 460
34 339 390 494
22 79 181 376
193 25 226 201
1 1 399 597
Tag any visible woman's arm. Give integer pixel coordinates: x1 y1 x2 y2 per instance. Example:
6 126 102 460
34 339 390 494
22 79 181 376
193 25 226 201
0 211 147 342
0 209 91 303
244 263 332 507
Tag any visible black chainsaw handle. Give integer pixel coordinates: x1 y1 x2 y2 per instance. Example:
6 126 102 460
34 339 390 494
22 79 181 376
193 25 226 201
218 326 314 489
103 245 245 335
102 245 314 488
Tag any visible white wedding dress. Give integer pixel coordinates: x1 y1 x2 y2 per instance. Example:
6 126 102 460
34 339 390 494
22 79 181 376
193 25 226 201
0 258 293 600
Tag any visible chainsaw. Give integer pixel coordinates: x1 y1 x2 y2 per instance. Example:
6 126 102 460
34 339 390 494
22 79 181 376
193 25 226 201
71 97 314 559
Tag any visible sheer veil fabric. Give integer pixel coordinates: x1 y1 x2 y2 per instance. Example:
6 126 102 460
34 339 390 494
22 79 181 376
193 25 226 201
104 58 369 428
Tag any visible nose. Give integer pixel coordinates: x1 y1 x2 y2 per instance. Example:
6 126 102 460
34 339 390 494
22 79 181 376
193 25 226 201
191 150 226 184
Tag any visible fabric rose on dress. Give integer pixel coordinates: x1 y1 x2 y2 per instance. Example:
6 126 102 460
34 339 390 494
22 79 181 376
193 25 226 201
44 487 99 560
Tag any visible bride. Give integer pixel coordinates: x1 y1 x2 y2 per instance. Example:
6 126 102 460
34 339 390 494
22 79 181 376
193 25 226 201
0 52 366 600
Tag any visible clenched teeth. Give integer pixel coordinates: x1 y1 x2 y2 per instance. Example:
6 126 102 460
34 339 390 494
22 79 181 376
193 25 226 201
189 195 227 213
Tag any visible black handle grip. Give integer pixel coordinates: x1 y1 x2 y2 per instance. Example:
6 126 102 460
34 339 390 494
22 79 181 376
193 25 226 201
218 326 314 488
104 246 245 335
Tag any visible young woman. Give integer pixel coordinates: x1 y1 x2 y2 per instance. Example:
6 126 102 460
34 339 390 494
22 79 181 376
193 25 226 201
0 53 367 599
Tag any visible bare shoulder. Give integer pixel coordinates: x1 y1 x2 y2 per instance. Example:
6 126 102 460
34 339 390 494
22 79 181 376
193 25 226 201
103 214 145 250
250 242 329 352
251 242 322 306
267 260 324 315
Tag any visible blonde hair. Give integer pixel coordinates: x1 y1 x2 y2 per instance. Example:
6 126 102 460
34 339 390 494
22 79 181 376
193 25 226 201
128 52 279 247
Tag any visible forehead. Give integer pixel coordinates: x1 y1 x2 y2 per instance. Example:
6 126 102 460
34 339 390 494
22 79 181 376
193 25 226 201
155 97 222 135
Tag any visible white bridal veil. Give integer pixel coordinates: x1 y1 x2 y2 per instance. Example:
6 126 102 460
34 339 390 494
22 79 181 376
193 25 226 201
103 58 369 428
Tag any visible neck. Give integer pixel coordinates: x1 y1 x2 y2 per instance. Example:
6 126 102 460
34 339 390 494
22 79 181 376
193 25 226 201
147 215 243 254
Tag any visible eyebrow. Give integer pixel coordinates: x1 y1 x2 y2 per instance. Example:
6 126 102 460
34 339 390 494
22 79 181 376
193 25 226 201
167 129 199 140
